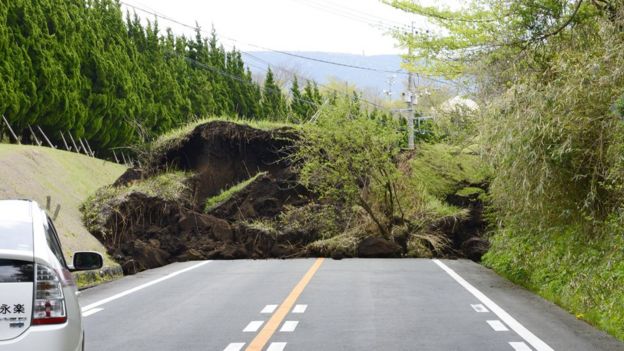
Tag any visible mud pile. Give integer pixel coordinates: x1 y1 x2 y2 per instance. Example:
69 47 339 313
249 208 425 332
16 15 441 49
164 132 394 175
85 121 318 274
83 121 490 274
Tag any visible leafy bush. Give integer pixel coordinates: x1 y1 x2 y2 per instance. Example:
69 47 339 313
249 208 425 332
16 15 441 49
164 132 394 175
295 100 403 238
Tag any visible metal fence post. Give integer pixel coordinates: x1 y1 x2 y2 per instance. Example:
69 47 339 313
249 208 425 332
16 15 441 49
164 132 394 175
2 115 20 144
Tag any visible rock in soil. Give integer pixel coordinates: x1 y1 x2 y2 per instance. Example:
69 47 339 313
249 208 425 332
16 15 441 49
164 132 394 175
357 237 402 258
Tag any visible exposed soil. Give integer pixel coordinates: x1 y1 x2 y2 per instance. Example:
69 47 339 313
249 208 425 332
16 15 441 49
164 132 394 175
438 184 490 261
149 121 298 203
85 121 490 274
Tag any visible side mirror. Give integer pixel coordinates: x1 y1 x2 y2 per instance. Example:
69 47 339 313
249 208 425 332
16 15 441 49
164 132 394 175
71 252 103 272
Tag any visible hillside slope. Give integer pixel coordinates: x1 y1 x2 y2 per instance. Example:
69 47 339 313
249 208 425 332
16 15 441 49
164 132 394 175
0 144 126 266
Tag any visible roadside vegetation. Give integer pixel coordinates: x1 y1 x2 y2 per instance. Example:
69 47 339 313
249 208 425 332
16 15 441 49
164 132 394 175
294 101 489 257
386 0 624 340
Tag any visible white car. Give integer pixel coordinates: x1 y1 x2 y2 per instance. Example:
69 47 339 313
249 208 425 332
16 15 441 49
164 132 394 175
0 200 103 351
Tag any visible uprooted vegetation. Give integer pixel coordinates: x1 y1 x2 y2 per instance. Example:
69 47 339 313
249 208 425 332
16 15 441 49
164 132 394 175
82 113 490 274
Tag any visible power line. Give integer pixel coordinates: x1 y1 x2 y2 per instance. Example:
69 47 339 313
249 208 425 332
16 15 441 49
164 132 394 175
240 52 388 110
121 1 461 91
175 53 320 108
120 1 394 110
288 0 410 31
121 2 406 76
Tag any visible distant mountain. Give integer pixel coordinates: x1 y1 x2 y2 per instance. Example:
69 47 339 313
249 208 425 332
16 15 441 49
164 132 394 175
241 51 408 97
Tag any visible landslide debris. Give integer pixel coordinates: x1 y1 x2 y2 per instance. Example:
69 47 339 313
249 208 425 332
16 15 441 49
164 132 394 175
82 120 490 274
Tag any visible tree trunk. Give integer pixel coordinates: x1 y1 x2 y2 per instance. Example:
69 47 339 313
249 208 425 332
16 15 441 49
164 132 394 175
358 195 391 239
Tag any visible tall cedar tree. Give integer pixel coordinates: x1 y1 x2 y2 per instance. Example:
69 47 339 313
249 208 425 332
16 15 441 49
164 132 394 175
0 0 288 152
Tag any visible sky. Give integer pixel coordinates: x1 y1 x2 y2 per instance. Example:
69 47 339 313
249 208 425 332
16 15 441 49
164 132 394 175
120 0 424 55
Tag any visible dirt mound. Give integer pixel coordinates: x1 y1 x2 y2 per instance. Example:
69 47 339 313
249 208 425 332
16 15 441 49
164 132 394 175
83 121 491 274
84 121 319 274
149 121 298 202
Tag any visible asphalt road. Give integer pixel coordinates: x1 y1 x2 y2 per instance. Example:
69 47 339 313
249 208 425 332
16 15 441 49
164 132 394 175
79 259 624 351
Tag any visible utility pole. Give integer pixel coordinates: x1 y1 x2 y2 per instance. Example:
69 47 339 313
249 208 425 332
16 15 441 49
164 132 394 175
383 75 396 101
405 22 416 150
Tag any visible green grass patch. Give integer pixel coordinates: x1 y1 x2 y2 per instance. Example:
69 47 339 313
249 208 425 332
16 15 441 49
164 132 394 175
82 171 193 237
306 231 361 257
410 143 489 197
126 171 191 201
204 172 266 212
456 186 485 197
483 223 624 341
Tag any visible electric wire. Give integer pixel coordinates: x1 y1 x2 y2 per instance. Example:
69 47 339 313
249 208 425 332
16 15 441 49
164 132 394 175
121 1 395 110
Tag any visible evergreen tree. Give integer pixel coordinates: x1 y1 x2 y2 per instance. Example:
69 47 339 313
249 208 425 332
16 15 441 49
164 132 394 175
0 0 289 153
261 68 287 120
289 76 307 122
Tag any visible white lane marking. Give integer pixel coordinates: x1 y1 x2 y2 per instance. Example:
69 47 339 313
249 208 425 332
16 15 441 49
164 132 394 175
223 343 246 351
280 320 299 332
471 304 489 313
510 342 533 351
81 261 211 312
243 321 265 332
292 304 307 313
487 320 509 331
261 304 278 314
433 260 553 351
82 308 103 317
266 342 287 351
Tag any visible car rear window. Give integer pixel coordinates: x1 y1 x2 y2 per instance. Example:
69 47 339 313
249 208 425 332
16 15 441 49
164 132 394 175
0 259 34 283
0 221 33 252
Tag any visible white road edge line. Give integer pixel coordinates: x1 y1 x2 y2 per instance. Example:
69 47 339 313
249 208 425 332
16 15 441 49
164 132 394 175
292 304 307 313
82 308 103 317
81 261 211 312
261 304 278 314
433 259 553 351
223 342 246 351
266 342 287 351
280 320 299 332
244 321 265 332
487 320 509 332
509 341 533 351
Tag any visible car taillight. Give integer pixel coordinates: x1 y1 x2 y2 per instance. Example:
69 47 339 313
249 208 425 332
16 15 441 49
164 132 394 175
32 264 67 325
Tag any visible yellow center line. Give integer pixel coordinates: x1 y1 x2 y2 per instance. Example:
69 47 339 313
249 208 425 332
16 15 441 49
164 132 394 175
245 258 325 351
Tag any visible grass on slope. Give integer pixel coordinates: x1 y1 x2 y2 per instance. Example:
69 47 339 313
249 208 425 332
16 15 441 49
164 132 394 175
204 172 266 212
483 224 624 341
0 144 126 266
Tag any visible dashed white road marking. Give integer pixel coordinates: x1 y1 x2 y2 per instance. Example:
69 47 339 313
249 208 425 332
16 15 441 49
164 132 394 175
433 259 553 351
81 261 211 312
509 341 533 351
223 343 246 351
292 304 307 313
471 304 489 313
243 321 265 332
266 342 287 351
487 320 509 332
82 308 103 317
261 305 278 314
280 321 299 332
